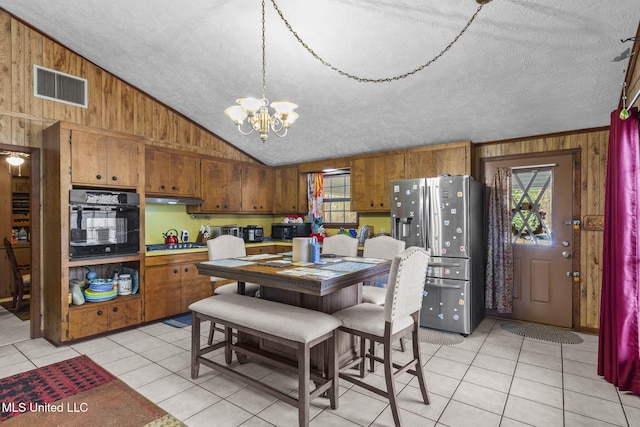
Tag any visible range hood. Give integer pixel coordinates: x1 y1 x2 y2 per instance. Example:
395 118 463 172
145 196 204 205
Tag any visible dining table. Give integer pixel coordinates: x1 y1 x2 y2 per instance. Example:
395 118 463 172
196 253 392 368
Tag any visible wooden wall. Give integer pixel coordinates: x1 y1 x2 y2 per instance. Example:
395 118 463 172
0 10 256 163
475 129 608 332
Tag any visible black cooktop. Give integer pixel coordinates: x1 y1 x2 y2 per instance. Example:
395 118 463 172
146 243 208 252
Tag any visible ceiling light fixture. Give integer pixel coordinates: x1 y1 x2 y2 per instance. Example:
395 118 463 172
225 0 298 142
2 152 27 166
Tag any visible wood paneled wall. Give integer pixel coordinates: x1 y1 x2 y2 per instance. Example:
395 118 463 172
475 130 609 331
0 10 256 163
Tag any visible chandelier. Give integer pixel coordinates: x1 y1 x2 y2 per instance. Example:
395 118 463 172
224 0 298 142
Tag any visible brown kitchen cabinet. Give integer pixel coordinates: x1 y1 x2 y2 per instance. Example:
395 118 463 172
245 245 276 255
350 153 405 212
405 140 472 178
190 158 242 213
145 147 200 197
144 252 210 321
67 296 142 340
242 164 274 213
69 128 143 188
273 165 300 214
43 121 146 344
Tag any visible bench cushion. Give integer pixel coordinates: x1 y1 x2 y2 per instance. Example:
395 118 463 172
190 294 342 344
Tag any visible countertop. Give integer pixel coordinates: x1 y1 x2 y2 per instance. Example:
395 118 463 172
145 240 293 257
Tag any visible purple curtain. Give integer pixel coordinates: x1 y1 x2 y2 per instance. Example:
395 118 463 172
598 107 640 394
485 167 514 313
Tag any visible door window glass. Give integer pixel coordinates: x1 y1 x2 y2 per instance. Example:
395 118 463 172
511 169 552 245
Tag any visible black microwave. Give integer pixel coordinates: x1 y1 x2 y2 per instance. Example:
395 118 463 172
271 223 311 240
69 189 140 259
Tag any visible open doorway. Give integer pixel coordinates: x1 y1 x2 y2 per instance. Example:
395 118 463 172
0 144 40 341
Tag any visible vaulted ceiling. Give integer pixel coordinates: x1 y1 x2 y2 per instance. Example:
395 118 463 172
1 0 638 166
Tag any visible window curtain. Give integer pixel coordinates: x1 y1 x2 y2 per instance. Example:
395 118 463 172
485 167 514 313
598 107 640 394
307 173 324 232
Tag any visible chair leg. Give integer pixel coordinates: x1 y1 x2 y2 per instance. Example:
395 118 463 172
359 336 367 378
412 326 430 404
399 337 406 352
191 312 201 379
298 343 311 427
207 321 215 344
383 335 402 427
369 339 376 372
329 331 339 410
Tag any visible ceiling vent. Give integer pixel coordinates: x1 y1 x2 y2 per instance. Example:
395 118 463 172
34 65 87 108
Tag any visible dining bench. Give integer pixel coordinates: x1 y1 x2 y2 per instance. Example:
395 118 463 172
189 293 341 427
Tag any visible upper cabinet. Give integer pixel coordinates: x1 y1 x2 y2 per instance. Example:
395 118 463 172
70 129 143 188
242 165 274 213
273 165 300 214
190 158 243 213
350 153 405 212
405 140 472 179
145 147 200 197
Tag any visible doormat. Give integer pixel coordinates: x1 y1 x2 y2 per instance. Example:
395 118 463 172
418 327 464 346
0 300 29 321
162 313 192 328
501 321 583 344
0 354 185 425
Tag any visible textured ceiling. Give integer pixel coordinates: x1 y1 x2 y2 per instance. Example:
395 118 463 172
1 0 638 166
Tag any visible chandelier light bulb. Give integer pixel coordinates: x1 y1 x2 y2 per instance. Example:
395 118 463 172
6 154 25 166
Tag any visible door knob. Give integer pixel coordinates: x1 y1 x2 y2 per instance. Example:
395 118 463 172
562 251 571 258
562 241 570 247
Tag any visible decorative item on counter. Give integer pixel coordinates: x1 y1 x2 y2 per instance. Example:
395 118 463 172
283 214 304 224
69 279 85 305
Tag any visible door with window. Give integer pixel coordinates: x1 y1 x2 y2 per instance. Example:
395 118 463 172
484 152 575 327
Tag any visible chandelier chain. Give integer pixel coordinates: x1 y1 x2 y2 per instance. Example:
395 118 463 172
269 0 487 83
261 0 267 99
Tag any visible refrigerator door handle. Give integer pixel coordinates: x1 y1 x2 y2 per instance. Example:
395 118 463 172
423 185 430 250
429 262 463 268
425 281 462 289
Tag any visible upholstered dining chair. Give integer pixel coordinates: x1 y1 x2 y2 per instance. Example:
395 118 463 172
321 233 358 257
332 246 430 427
361 235 408 361
206 235 260 344
3 236 31 313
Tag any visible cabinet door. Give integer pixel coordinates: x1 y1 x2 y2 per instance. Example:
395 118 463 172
351 154 404 212
70 130 140 187
145 148 199 196
273 166 299 213
180 262 211 312
242 165 274 213
68 304 109 340
406 141 471 179
109 298 142 329
144 265 183 321
196 159 242 212
0 250 12 299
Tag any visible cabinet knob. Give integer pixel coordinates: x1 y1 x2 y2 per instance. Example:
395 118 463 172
216 204 220 208
172 186 177 190
112 176 118 181
97 310 103 316
253 206 257 210
96 175 102 180
184 268 189 272
113 307 118 313
161 185 166 190
370 202 374 207
173 269 179 274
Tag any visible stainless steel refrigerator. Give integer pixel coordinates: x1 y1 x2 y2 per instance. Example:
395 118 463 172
391 175 484 335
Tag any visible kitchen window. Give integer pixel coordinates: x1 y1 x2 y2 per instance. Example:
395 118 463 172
322 173 358 226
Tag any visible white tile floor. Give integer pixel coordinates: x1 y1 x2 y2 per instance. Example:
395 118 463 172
0 307 639 427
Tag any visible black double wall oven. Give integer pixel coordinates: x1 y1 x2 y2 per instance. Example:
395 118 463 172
69 189 140 259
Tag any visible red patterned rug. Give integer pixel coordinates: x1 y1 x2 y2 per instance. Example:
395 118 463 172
0 355 184 426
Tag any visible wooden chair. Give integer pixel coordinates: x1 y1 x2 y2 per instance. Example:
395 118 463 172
332 247 430 427
3 236 31 313
321 233 358 257
206 235 260 344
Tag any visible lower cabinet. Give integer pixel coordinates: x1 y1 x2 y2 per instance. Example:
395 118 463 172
144 252 211 322
67 296 142 340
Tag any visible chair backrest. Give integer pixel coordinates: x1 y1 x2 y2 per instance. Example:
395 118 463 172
207 235 247 260
363 236 406 260
383 246 429 323
322 234 358 257
3 236 23 285
207 235 247 282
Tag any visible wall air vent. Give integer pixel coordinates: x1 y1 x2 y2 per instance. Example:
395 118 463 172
34 65 87 108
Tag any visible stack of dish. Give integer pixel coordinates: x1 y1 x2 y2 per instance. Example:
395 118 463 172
84 279 117 302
